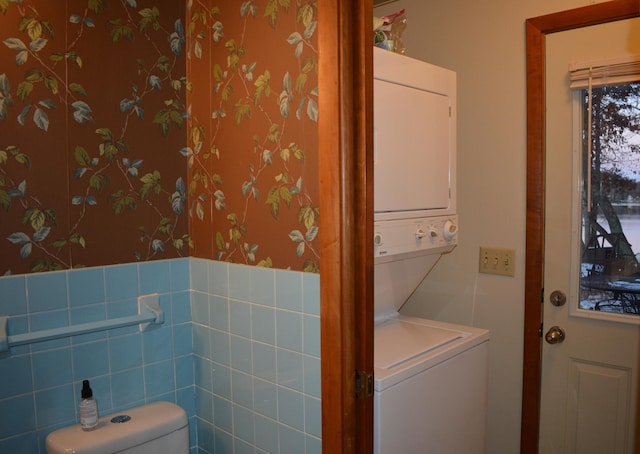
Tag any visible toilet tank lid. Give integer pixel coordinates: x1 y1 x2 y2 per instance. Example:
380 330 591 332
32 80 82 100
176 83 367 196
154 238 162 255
45 401 188 454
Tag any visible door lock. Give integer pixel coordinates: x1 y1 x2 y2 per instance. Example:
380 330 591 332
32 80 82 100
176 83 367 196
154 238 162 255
544 326 566 344
549 290 567 306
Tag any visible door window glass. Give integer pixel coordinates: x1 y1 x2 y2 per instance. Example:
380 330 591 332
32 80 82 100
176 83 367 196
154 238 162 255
580 82 640 316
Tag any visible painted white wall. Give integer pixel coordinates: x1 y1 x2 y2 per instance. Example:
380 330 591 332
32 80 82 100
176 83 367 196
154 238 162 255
373 1 605 453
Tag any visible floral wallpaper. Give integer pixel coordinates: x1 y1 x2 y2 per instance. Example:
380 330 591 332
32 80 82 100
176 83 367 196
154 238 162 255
186 0 319 272
0 0 319 275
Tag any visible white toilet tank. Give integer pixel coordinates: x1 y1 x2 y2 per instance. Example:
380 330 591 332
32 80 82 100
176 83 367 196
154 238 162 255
45 401 188 454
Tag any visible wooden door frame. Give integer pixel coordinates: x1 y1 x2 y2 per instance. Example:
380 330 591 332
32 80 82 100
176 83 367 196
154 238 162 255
318 1 374 453
522 1 640 452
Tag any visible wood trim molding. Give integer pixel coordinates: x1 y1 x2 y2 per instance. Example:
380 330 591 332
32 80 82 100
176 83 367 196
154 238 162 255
522 18 545 454
318 1 373 453
522 2 640 453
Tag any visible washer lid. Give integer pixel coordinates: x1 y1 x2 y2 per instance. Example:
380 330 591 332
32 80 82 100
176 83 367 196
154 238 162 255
375 318 464 371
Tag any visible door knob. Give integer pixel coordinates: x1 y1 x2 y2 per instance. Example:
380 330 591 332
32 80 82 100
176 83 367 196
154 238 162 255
545 326 566 344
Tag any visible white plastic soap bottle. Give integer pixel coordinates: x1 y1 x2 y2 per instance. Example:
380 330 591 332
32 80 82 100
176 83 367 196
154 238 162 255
79 379 99 431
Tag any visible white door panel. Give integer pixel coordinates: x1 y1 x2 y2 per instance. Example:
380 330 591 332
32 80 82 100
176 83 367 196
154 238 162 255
540 18 640 453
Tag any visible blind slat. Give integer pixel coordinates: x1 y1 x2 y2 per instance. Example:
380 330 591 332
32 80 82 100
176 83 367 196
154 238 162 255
569 55 640 89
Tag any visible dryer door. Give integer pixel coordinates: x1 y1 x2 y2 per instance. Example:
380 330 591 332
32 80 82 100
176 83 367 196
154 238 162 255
374 78 452 219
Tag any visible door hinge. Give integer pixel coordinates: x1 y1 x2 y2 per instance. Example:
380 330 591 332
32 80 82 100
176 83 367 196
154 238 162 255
355 370 374 399
539 322 543 337
541 287 544 303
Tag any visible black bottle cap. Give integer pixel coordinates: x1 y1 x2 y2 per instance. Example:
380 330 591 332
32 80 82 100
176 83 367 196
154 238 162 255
81 379 93 398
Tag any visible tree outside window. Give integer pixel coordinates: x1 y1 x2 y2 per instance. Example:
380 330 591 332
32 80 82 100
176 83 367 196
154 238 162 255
580 81 640 314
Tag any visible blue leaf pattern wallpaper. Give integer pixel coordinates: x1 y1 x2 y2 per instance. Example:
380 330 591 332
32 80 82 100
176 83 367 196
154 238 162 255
0 0 319 275
186 0 319 273
0 2 321 453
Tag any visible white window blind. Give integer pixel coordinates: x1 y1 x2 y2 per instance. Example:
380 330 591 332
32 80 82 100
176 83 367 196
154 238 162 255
569 55 640 89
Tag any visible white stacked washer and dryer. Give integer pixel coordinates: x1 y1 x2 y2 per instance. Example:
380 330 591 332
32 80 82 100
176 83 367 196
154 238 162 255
373 47 490 454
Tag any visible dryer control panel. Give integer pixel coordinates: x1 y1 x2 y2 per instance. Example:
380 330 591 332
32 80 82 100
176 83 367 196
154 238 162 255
373 215 458 263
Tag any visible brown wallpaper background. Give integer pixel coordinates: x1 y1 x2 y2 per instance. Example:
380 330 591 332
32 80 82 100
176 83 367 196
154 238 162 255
187 0 319 272
0 0 319 275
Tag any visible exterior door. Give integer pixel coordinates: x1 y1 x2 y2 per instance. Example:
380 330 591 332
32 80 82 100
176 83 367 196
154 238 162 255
539 19 640 453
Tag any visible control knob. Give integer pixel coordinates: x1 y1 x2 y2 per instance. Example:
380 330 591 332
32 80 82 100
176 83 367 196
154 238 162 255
443 220 458 241
373 232 383 246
